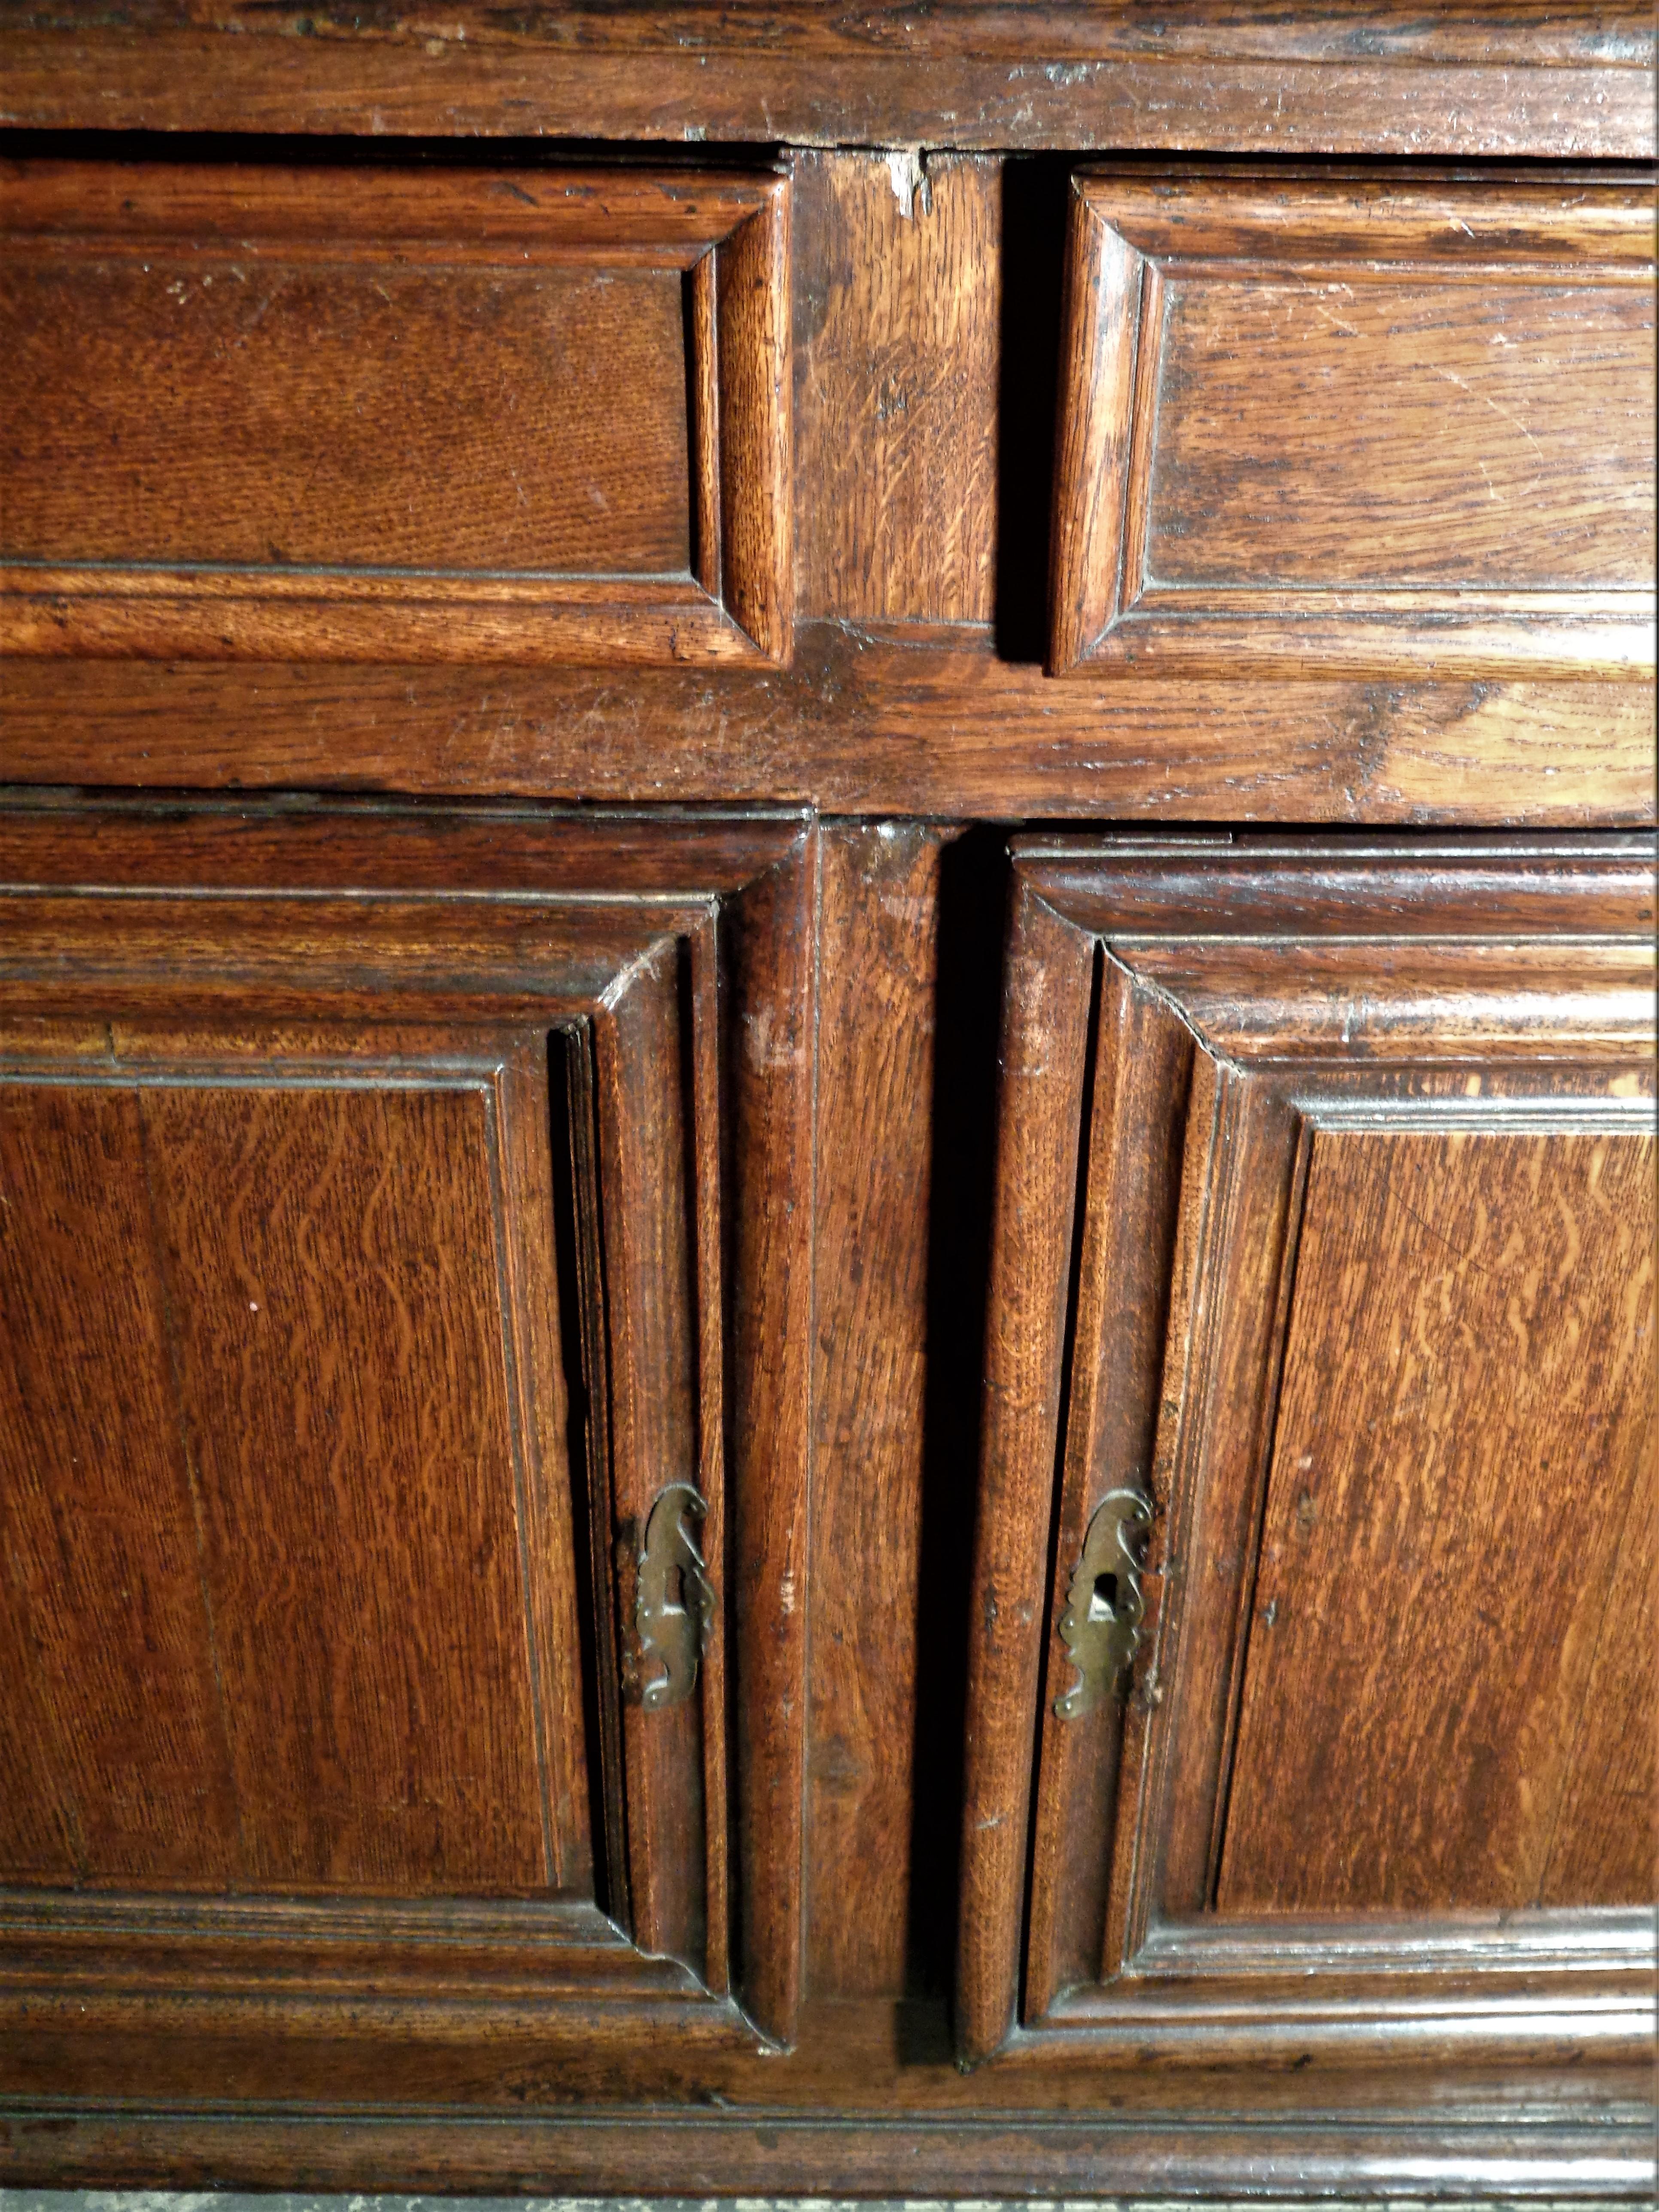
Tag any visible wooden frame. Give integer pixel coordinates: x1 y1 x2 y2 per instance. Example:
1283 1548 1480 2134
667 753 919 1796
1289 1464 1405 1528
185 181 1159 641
958 833 1657 2067
0 796 814 2067
0 164 793 666
1048 174 1657 682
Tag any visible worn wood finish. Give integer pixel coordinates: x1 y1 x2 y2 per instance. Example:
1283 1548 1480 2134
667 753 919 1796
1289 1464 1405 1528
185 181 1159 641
0 2100 1653 2197
807 823 942 1995
1049 174 1656 681
146 1076 573 1893
591 951 708 1965
720 822 816 2039
1 1051 587 1898
1221 1127 1656 1917
0 43 1654 2185
958 834 1657 2068
0 160 793 666
794 155 998 623
0 1085 237 1887
0 1970 1648 2108
1023 968 1192 2016
956 871 1096 2065
0 796 814 2049
0 7 1652 157
2 638 1651 823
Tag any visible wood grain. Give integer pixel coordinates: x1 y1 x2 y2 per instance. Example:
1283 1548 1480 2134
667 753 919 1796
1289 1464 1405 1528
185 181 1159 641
807 823 941 1996
8 1 1652 70
144 1079 563 1893
715 174 794 663
794 154 998 622
1 637 1650 823
1540 1407 1657 1906
1023 966 1192 2015
595 947 708 1966
0 1082 237 1886
0 2089 1651 2198
1050 174 1657 680
1149 280 1655 590
0 160 795 666
0 255 690 574
956 873 1096 2063
0 803 814 2059
721 826 815 2043
959 834 1656 2070
0 17 1650 158
1220 1126 1656 1914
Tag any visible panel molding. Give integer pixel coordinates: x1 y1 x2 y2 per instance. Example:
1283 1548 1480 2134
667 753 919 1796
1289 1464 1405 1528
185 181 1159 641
1048 174 1657 682
957 832 1658 2066
0 163 793 667
0 797 814 2056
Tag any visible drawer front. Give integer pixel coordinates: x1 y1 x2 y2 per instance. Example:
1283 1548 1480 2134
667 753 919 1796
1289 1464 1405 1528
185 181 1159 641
959 832 1656 2065
0 801 812 2057
1049 175 1656 681
0 161 791 665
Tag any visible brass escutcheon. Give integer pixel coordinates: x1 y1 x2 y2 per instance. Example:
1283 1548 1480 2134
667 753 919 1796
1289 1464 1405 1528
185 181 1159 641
1054 1487 1153 1719
635 1481 717 1711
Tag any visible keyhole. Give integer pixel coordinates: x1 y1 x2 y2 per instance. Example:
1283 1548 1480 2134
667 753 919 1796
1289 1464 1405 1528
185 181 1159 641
665 1563 686 1613
1088 1570 1118 1621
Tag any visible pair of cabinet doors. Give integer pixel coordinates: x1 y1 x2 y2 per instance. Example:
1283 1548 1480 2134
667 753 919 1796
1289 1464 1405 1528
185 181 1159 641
0 800 1650 2088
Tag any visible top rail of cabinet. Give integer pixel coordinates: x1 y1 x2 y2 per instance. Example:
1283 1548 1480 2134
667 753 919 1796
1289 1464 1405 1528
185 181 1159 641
0 2 1654 160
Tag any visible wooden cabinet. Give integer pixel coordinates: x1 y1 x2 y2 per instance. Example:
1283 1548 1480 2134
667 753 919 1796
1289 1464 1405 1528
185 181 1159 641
0 26 1653 2194
960 835 1655 2063
0 800 812 2058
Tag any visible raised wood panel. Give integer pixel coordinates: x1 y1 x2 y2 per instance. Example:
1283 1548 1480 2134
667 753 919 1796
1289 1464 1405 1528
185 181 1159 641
958 834 1657 2068
1149 280 1652 590
147 1077 567 1895
3 261 690 574
0 1084 236 1887
1049 175 1656 681
1220 1126 1656 1915
0 1053 586 1900
0 161 792 666
0 799 814 2054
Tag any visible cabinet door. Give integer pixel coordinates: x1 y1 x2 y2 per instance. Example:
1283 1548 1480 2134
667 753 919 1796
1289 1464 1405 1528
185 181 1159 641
1048 173 1655 682
0 159 790 665
0 800 812 2081
959 835 1655 2068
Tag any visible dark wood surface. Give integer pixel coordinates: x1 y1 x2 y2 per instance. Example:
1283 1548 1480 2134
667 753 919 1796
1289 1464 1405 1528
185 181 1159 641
2 152 1653 822
0 1084 238 1886
0 3 1652 155
0 160 793 665
1221 1126 1655 1916
807 823 942 1996
2 638 1650 822
1049 173 1656 681
958 834 1656 2069
794 155 999 624
0 1060 589 1896
0 2083 1653 2198
0 798 814 2051
0 41 1653 2189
